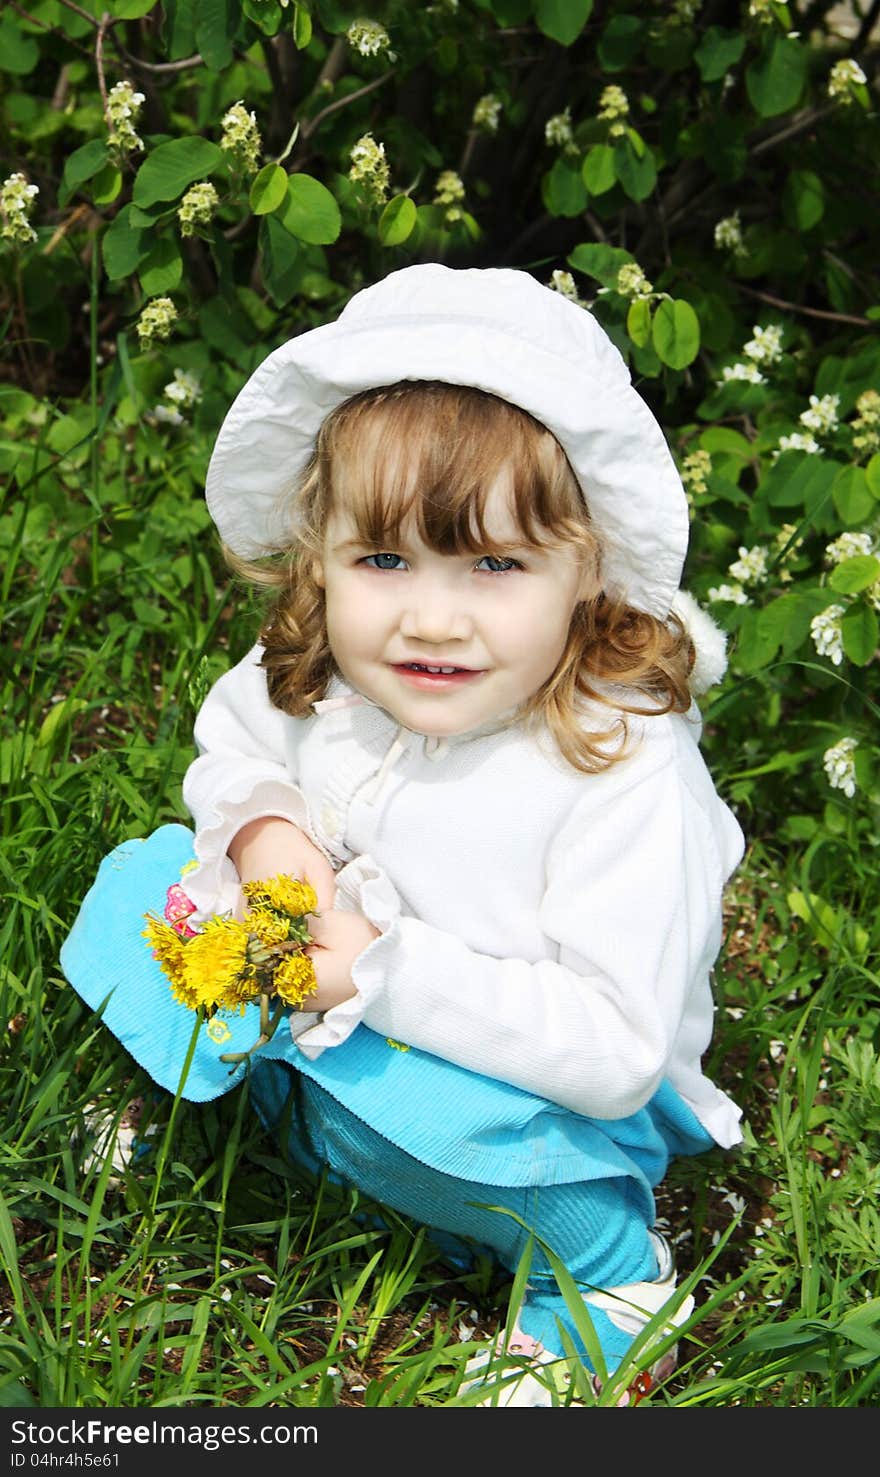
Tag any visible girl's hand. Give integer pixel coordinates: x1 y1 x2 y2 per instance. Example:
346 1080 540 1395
229 816 337 912
304 909 379 1012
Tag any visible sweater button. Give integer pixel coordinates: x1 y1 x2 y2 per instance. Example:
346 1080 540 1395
321 803 341 835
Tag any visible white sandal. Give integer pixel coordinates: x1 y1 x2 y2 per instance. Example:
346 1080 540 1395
460 1231 693 1408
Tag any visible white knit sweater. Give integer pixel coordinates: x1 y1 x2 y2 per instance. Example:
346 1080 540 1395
181 644 746 1148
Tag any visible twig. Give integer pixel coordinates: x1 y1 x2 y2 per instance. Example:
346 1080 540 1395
751 104 836 157
736 282 871 327
55 0 109 29
118 52 204 75
95 11 111 119
299 70 396 141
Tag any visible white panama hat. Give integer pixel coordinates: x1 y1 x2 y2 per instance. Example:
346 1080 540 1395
205 264 726 689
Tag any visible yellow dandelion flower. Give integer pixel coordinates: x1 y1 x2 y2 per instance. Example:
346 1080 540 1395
181 916 253 1012
247 907 290 947
143 916 196 1004
273 952 317 1008
243 875 318 918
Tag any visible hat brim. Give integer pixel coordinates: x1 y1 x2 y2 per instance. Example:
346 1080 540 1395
205 311 688 617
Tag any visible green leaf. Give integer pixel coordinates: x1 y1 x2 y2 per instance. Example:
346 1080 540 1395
541 158 587 217
613 138 657 201
249 162 288 215
693 26 745 83
759 590 829 657
651 299 700 370
581 144 616 196
195 0 240 72
567 242 633 287
833 465 875 525
59 141 110 206
102 206 151 280
597 14 644 71
734 607 779 673
278 173 341 245
841 602 879 665
293 1 312 48
378 194 417 247
534 0 593 46
866 454 880 500
782 169 824 231
259 215 300 307
0 13 40 73
746 34 808 118
490 0 532 22
761 453 841 512
36 697 88 750
111 0 161 15
138 238 184 295
828 555 880 595
626 299 652 348
133 138 225 208
91 164 123 205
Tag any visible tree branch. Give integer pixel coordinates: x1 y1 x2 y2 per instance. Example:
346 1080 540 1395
736 282 871 327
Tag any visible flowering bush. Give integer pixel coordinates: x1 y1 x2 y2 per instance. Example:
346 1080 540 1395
1 0 876 882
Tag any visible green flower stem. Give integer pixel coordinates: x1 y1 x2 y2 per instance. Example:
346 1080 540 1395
219 991 287 1067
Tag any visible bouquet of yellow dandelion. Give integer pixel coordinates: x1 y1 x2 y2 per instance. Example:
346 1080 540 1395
143 876 319 1067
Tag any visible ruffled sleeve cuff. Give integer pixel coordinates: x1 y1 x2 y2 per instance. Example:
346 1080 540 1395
292 854 402 1059
183 777 317 924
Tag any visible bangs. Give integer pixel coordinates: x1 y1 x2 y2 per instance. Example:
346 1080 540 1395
316 382 590 554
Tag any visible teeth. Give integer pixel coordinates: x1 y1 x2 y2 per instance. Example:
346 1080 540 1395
407 664 457 673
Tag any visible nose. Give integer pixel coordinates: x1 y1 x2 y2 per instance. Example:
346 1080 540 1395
399 578 472 643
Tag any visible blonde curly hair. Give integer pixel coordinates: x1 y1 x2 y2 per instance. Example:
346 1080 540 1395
225 381 694 772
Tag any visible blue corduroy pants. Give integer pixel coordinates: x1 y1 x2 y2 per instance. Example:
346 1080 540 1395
250 1059 681 1369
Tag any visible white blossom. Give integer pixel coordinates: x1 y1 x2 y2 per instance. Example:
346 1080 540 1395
472 94 502 134
825 530 874 566
774 431 821 458
136 297 178 349
810 604 846 665
714 211 745 256
616 262 653 301
743 324 784 365
346 18 393 58
220 101 261 174
851 389 880 456
681 449 712 498
544 107 574 149
549 270 586 305
0 172 39 246
708 583 749 605
822 736 858 798
153 403 184 427
721 361 766 386
106 80 146 156
434 169 466 222
163 368 201 409
800 393 840 436
598 84 629 138
728 544 769 585
348 133 390 204
177 181 219 237
828 58 867 103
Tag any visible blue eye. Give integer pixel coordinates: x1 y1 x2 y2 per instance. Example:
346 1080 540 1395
476 555 521 573
364 552 408 570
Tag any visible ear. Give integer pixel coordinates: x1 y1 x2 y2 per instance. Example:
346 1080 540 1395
311 557 325 589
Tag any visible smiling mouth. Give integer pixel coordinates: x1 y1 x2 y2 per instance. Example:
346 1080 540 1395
392 662 484 683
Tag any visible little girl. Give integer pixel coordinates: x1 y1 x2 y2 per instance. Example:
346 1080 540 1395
62 264 745 1407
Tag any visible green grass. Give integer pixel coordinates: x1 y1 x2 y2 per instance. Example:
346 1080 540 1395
2 407 878 1409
